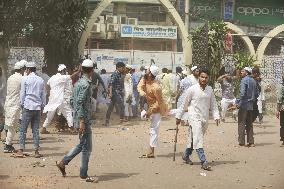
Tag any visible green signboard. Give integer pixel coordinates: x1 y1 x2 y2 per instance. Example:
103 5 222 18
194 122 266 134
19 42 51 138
234 0 284 25
190 0 222 20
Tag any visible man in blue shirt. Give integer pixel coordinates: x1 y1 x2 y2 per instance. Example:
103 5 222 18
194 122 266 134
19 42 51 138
235 67 259 147
16 62 46 158
105 62 126 126
56 59 96 182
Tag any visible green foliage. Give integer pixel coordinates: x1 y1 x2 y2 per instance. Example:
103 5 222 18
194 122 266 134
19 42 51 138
207 21 228 87
233 53 256 70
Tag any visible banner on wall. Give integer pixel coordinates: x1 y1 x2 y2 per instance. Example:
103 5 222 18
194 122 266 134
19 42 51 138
121 24 178 39
85 49 132 72
132 51 174 70
8 47 45 74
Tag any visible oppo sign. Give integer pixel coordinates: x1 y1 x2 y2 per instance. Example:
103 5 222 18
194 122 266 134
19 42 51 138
237 7 271 16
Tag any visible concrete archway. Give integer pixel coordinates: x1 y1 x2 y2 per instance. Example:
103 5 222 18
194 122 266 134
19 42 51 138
78 0 192 65
225 22 256 57
256 24 284 65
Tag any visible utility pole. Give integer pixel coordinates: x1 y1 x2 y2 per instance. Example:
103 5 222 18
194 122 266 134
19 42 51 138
184 0 190 32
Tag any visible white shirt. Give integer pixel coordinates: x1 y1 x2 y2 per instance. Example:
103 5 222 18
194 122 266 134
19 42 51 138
44 73 70 112
176 84 220 123
187 74 199 86
4 72 22 110
124 73 133 98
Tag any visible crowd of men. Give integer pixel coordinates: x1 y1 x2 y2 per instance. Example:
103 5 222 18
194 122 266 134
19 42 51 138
0 58 283 182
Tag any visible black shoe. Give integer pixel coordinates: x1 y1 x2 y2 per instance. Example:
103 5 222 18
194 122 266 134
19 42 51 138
182 154 193 165
201 163 212 171
4 144 15 153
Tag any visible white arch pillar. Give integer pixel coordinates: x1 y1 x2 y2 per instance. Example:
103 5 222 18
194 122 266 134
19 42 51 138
225 22 256 57
256 24 284 65
78 0 192 66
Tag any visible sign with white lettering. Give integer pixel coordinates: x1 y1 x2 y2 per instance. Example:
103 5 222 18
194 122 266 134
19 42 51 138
120 24 177 39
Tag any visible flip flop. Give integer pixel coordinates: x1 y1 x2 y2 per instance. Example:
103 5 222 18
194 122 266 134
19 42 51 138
56 161 66 177
139 154 155 158
10 152 25 158
84 177 99 183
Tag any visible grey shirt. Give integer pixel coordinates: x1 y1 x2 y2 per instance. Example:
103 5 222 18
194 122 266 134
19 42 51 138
220 79 235 99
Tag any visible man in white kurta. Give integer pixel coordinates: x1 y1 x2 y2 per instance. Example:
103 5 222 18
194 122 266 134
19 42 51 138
176 68 220 171
124 65 135 119
3 62 25 153
41 64 79 133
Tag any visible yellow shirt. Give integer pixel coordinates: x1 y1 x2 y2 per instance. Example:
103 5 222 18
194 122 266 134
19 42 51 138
138 77 168 116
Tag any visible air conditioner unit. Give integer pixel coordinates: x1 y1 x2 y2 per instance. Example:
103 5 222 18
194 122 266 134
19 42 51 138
106 15 118 24
107 31 118 39
119 16 128 24
127 18 138 25
91 23 101 33
107 24 119 32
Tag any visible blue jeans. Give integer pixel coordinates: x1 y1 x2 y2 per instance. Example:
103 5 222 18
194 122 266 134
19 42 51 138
19 109 40 151
63 124 92 178
184 148 208 165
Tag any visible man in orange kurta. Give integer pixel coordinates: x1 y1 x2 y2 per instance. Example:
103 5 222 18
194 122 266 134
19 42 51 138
138 65 168 158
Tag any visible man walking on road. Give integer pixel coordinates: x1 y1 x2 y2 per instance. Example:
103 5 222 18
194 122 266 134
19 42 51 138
176 68 220 171
3 62 25 153
16 62 46 158
56 59 96 182
105 62 126 126
138 65 168 158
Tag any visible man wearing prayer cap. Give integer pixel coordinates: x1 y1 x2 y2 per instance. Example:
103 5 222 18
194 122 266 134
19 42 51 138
41 64 80 134
57 59 97 182
138 65 168 158
187 66 199 85
16 61 46 158
230 66 259 147
3 62 25 153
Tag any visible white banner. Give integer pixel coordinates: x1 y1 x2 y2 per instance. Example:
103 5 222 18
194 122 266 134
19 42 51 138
120 24 178 39
86 49 132 73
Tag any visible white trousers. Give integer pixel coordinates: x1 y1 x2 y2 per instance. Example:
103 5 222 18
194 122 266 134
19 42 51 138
257 99 263 114
5 126 16 145
149 113 161 148
5 107 21 145
124 103 133 117
187 119 208 149
43 103 73 128
221 98 237 119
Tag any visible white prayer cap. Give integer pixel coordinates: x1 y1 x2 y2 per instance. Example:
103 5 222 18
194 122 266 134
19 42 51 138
144 66 149 70
19 60 28 67
126 64 132 69
26 62 36 68
82 59 93 67
14 62 23 70
191 66 198 72
243 67 252 73
149 65 160 77
58 64 67 72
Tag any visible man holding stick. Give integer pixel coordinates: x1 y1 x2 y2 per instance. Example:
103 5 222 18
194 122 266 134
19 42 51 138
176 68 220 171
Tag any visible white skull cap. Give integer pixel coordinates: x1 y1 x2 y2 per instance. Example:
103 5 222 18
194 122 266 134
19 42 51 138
244 67 252 73
191 66 198 72
82 59 93 67
26 62 36 68
149 65 159 77
58 64 67 72
14 62 23 70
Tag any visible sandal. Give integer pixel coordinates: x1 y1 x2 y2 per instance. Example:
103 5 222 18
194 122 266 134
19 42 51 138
84 177 99 183
139 153 155 158
56 161 66 177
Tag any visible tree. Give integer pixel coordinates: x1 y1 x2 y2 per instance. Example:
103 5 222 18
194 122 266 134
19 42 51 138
25 0 88 73
0 0 27 76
